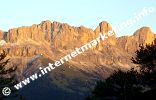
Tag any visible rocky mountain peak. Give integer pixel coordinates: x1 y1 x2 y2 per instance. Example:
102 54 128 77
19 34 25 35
94 21 116 47
1 21 156 62
133 27 155 45
40 20 52 31
99 21 112 33
117 26 155 54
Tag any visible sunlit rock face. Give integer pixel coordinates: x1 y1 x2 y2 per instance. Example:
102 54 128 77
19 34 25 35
0 20 155 78
117 27 155 53
1 21 155 100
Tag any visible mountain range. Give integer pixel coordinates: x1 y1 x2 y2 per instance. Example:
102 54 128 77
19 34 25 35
0 20 155 100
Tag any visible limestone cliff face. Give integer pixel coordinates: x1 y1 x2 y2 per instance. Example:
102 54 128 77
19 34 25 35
5 21 95 50
4 21 116 50
133 27 155 45
0 45 47 57
0 21 155 77
51 22 95 49
7 24 48 43
117 27 155 53
2 21 155 52
94 21 116 50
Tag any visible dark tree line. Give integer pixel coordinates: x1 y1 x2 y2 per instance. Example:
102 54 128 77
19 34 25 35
86 39 156 100
0 50 22 100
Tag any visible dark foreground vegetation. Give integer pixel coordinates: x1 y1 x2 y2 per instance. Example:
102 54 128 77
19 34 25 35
86 40 156 100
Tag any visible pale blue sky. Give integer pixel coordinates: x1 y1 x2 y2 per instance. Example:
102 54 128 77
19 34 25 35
0 0 155 36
